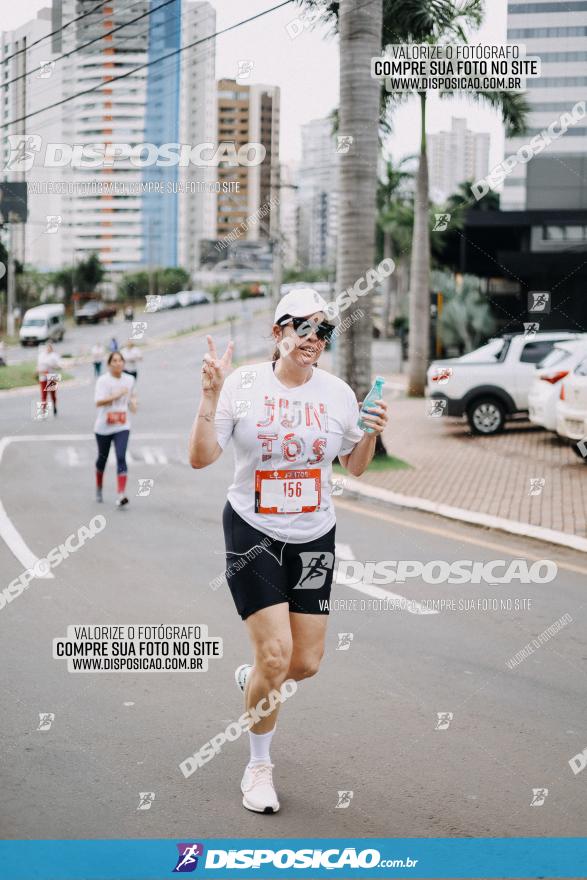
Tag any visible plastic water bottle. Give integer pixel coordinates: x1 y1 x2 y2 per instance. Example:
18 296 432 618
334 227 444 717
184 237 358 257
357 376 385 433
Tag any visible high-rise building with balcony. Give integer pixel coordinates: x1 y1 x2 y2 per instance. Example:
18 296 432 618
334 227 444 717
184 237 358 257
1 1 216 276
216 78 280 241
503 0 587 211
297 116 337 271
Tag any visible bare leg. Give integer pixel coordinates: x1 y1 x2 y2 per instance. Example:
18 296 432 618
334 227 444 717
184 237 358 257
287 613 328 681
244 603 292 733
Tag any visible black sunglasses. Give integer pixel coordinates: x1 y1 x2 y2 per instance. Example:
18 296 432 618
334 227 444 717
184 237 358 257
279 315 335 341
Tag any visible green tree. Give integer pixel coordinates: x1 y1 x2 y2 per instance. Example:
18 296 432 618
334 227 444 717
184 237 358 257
433 269 496 353
382 0 528 395
377 157 415 336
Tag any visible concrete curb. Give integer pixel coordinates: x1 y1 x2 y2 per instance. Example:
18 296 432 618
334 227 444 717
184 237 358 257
342 476 587 553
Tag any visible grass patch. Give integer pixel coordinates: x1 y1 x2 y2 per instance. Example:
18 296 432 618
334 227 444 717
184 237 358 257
0 363 72 390
333 453 411 473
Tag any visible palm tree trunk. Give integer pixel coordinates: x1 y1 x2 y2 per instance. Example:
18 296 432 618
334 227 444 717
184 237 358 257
407 92 431 396
336 0 382 403
382 229 393 338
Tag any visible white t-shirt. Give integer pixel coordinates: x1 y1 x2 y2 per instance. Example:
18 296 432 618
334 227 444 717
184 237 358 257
94 372 135 435
91 344 104 362
214 361 364 543
37 350 60 377
120 345 142 368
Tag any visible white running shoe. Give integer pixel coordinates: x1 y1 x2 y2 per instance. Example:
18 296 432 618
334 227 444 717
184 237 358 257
241 762 279 813
234 663 252 693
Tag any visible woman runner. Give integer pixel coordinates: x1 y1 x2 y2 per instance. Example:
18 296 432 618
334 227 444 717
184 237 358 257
94 351 137 507
189 288 388 813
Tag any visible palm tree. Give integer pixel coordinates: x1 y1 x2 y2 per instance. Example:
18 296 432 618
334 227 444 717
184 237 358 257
333 0 383 399
383 0 529 394
377 157 415 336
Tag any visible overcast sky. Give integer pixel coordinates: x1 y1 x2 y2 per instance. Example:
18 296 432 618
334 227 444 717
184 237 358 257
4 0 508 169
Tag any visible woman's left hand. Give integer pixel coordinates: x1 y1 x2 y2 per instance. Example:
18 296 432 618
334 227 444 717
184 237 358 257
359 398 389 436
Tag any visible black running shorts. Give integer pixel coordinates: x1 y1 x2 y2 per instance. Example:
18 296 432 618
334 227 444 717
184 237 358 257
222 501 336 620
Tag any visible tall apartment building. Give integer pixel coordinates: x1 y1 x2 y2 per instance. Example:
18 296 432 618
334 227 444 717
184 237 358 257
279 162 298 268
428 117 490 203
503 0 587 212
216 78 280 241
297 116 337 271
0 7 64 270
1 0 216 276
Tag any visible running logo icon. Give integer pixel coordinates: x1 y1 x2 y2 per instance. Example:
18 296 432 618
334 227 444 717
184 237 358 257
335 790 354 808
293 551 334 589
530 788 548 806
435 712 453 730
336 632 353 651
37 712 55 731
136 792 155 810
173 843 204 872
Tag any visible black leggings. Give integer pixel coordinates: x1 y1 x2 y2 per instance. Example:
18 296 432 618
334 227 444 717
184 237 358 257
95 430 129 474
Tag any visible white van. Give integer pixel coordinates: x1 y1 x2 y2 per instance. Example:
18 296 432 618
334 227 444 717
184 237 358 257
20 304 65 346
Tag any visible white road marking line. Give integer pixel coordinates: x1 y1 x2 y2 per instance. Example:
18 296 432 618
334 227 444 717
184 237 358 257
140 446 168 465
334 541 438 615
0 433 181 571
0 498 54 579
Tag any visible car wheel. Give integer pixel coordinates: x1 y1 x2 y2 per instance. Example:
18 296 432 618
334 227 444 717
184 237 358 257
467 397 505 435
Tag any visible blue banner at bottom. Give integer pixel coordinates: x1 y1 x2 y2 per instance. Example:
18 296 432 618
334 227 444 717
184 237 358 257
0 838 586 879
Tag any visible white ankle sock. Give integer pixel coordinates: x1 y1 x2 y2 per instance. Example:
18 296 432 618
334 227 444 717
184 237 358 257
248 728 275 766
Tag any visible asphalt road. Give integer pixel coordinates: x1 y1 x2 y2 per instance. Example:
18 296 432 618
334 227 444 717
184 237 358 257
4 297 264 364
1 322 587 844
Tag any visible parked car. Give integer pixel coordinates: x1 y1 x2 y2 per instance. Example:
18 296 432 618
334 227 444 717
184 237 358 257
161 293 180 309
219 289 240 302
74 300 117 325
556 355 587 446
20 304 65 346
528 337 587 431
427 331 580 435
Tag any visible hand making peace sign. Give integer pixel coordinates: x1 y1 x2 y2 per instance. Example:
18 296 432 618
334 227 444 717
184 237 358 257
201 335 234 395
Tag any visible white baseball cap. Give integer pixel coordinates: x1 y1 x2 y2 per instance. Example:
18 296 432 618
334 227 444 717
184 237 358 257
274 288 333 325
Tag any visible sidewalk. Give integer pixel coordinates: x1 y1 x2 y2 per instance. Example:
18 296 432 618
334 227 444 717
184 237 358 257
320 345 587 546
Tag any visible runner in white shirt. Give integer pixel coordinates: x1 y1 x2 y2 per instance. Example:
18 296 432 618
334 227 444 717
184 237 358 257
37 343 62 416
120 341 143 380
189 288 389 814
94 351 137 507
91 343 105 378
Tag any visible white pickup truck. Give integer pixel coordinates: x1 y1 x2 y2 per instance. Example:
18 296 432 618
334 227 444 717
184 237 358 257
426 331 580 435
